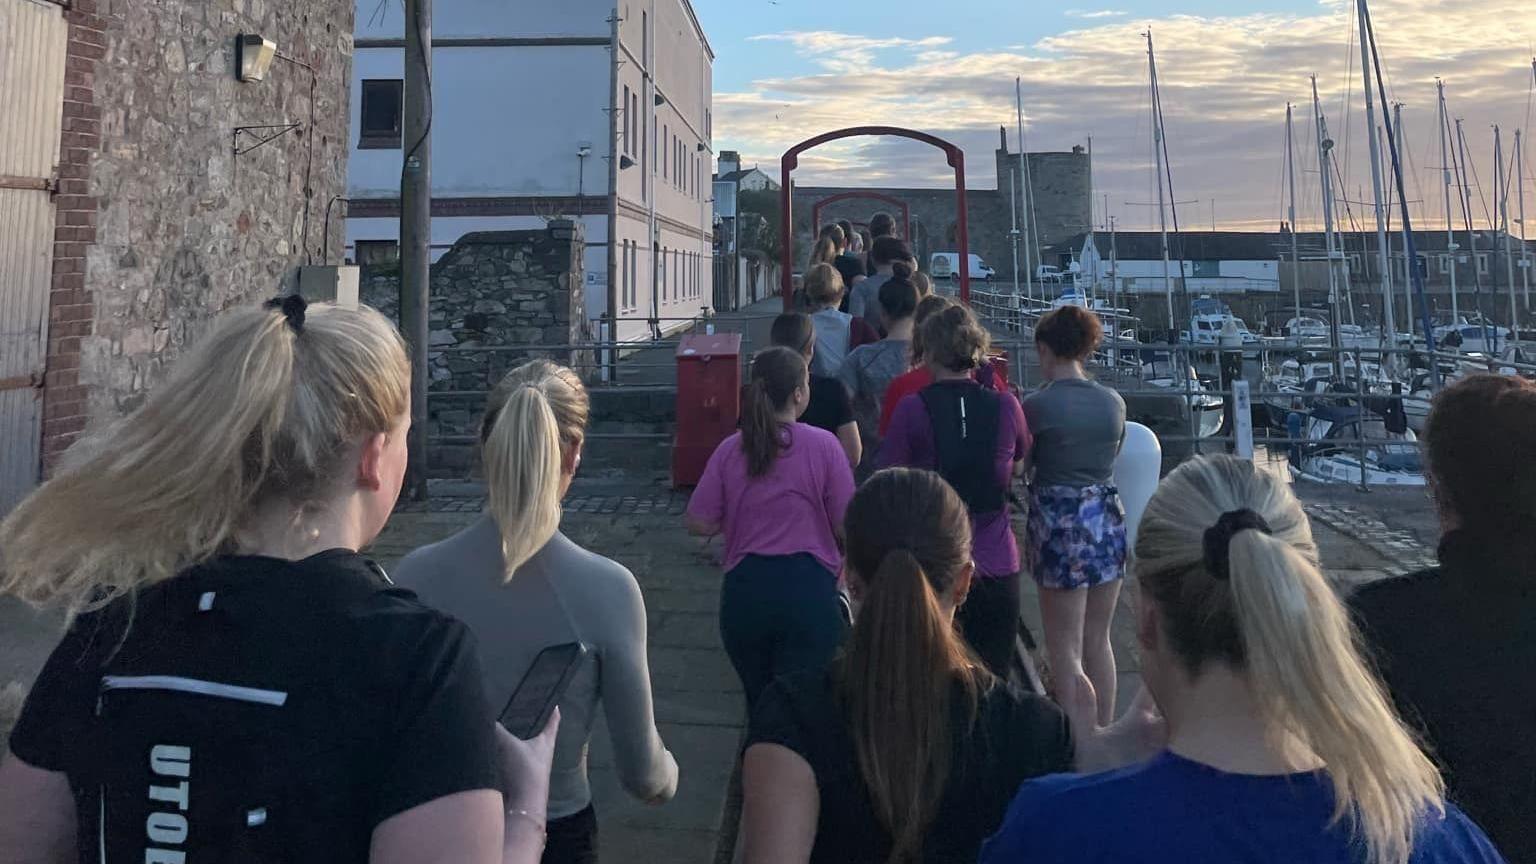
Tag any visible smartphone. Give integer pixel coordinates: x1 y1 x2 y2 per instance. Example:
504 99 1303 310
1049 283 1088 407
500 642 588 740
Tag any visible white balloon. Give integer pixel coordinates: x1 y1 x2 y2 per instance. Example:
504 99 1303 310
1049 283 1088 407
1113 422 1163 551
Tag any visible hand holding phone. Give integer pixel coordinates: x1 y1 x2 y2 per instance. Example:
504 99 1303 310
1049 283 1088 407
500 642 588 740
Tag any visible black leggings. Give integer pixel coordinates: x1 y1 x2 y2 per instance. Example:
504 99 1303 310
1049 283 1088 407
542 804 597 864
957 571 1023 678
719 553 848 713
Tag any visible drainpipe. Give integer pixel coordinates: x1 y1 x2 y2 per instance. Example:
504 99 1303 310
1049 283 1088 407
606 6 620 353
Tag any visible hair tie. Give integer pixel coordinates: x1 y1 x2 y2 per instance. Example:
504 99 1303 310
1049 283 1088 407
1202 508 1272 582
264 293 307 334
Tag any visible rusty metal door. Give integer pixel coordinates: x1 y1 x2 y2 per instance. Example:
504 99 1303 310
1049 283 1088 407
0 0 67 513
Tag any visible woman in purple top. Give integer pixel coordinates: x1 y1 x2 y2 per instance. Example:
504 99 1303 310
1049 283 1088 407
878 304 1031 678
687 347 857 712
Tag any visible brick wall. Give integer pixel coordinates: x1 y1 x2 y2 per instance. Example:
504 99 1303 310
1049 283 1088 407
41 0 107 465
39 0 354 467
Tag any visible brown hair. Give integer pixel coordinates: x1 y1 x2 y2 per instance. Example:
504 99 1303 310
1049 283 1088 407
837 219 856 247
804 262 845 309
871 235 911 267
837 468 987 864
878 261 921 323
909 295 952 363
819 222 846 249
1424 373 1536 534
869 211 897 239
911 271 932 297
769 312 815 357
741 346 807 477
1137 456 1444 864
920 303 989 372
1034 305 1103 361
810 237 839 269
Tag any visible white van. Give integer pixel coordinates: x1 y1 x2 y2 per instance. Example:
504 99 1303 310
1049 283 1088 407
930 252 996 282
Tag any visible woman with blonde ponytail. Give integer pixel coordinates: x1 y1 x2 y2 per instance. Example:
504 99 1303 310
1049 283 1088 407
687 347 855 713
0 297 556 864
741 468 1077 864
396 360 677 864
981 455 1505 864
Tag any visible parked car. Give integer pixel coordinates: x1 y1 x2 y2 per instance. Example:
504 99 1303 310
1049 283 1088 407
1036 264 1064 283
930 252 996 281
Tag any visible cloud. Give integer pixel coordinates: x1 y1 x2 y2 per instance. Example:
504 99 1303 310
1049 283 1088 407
1064 9 1127 19
715 2 1536 230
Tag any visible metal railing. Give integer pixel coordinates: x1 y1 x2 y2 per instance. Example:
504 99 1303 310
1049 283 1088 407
971 294 1536 489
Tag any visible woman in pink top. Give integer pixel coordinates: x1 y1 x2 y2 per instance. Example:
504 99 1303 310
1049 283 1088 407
686 346 856 711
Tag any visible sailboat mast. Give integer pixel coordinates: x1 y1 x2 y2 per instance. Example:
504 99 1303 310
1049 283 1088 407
1147 30 1175 330
1355 0 1396 345
1393 102 1413 335
1286 103 1302 332
1088 135 1098 307
1313 76 1345 353
1519 128 1530 322
1456 118 1491 351
1438 79 1459 326
1498 126 1518 341
1015 78 1032 303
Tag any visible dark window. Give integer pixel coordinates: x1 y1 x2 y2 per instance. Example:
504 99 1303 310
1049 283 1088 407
354 239 399 266
1192 260 1219 278
663 125 669 178
359 80 403 149
622 85 632 154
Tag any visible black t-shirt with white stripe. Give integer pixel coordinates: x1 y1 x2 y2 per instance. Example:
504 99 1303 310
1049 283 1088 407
9 550 500 863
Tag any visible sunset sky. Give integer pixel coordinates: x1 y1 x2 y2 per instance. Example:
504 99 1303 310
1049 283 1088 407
692 0 1536 232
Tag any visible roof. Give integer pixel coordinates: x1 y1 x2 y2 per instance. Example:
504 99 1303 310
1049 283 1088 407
1057 229 1518 261
716 167 775 185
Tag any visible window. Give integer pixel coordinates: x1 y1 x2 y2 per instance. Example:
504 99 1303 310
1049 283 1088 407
661 246 668 301
353 239 399 266
627 241 638 309
663 125 669 178
642 11 648 61
359 80 403 149
622 241 631 310
630 92 639 157
622 86 632 154
1476 252 1489 274
1438 254 1451 274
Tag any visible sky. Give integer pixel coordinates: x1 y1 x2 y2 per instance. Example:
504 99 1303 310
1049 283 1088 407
690 0 1536 232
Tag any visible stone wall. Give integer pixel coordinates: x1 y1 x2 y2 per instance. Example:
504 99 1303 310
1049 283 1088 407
46 0 353 457
362 222 594 465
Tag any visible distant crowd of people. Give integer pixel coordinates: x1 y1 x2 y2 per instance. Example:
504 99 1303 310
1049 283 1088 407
0 222 1531 864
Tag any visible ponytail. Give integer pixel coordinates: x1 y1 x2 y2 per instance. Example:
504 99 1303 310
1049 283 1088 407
810 237 838 269
0 302 408 614
1137 455 1444 864
740 347 806 477
481 361 590 577
1228 531 1442 864
838 468 983 864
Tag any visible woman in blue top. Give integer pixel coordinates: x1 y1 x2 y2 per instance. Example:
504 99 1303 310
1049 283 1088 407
982 455 1506 864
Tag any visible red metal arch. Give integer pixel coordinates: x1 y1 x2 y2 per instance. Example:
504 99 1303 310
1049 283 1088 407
780 126 970 309
811 191 911 242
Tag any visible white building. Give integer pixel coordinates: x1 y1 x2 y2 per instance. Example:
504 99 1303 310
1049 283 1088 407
1062 231 1284 296
345 0 715 341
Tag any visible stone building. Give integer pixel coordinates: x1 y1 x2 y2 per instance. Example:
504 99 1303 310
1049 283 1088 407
0 0 353 512
790 127 1091 285
345 0 715 344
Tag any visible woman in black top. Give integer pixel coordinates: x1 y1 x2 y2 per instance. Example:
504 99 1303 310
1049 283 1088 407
740 468 1161 864
771 312 861 468
0 297 555 864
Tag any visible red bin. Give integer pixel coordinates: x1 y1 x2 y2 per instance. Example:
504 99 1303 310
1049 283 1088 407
672 333 743 488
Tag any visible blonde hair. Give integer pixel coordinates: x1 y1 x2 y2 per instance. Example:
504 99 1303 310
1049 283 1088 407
810 237 839 269
1136 455 1443 864
804 262 845 309
481 360 589 575
0 301 409 615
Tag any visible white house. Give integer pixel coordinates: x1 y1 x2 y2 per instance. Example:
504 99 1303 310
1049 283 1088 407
714 151 778 192
1064 231 1284 296
345 0 715 341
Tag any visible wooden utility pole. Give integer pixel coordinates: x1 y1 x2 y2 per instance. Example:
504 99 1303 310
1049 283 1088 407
400 0 432 500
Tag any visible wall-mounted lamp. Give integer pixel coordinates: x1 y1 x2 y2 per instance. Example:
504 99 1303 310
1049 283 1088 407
654 92 667 107
696 142 707 152
620 155 636 170
237 34 277 82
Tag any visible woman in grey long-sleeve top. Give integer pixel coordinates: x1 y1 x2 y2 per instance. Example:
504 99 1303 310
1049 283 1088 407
395 361 678 864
